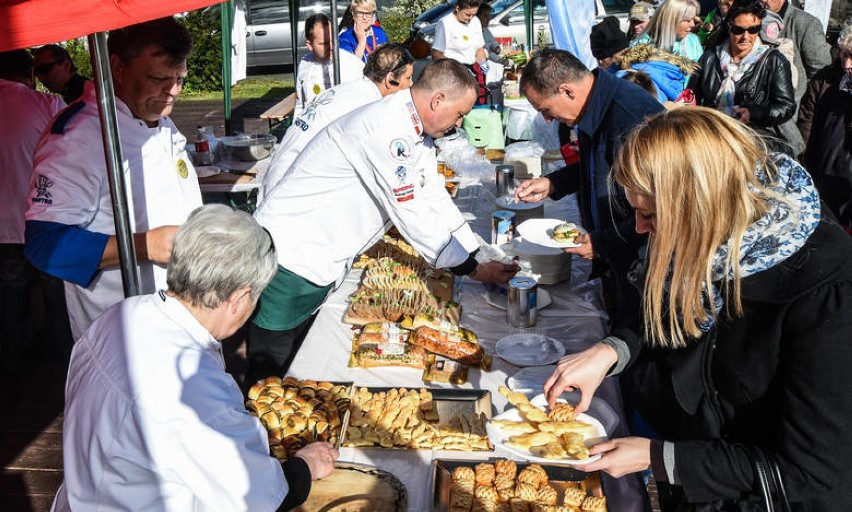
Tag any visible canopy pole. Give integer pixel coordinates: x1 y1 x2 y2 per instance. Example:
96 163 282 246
524 0 532 51
330 0 340 85
289 0 299 74
221 1 234 134
87 32 140 298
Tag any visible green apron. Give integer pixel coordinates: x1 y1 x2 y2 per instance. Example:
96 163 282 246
252 265 333 331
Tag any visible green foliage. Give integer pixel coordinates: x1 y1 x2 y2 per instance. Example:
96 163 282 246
381 13 415 43
384 0 444 17
180 7 224 93
64 39 93 79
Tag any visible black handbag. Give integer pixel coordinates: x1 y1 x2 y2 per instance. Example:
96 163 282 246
745 446 792 512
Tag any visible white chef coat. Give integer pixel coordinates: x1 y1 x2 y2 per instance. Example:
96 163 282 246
432 13 485 65
25 84 203 340
293 51 364 119
0 79 65 244
52 292 286 512
261 78 382 197
255 89 474 287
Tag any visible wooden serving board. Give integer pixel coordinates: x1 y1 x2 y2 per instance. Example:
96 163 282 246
291 462 407 512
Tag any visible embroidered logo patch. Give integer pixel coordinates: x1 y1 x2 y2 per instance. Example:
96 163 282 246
33 175 54 205
395 165 408 184
393 183 415 202
177 159 189 179
390 139 411 160
313 83 321 94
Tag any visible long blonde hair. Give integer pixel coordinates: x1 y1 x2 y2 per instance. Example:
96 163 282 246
641 0 699 52
613 107 776 348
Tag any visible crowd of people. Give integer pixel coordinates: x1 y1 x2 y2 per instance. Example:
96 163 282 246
0 0 849 509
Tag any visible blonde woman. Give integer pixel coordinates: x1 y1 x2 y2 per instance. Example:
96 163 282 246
630 0 703 61
338 0 388 63
544 107 852 509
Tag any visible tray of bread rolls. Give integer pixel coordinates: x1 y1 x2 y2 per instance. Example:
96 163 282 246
245 376 353 460
344 386 493 451
431 458 607 512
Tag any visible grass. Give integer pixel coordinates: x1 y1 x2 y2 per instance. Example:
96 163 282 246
182 76 295 101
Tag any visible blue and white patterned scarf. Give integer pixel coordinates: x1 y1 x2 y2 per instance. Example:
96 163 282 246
628 154 822 333
700 153 821 329
840 73 852 94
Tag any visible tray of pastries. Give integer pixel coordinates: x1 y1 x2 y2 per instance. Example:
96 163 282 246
246 376 352 460
344 386 493 451
346 236 458 326
431 458 607 512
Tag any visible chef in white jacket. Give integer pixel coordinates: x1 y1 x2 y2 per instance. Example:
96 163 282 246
261 43 415 196
294 12 365 118
24 18 202 340
249 59 517 384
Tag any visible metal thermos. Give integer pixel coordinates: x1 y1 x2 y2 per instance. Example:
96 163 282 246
507 276 538 327
495 164 515 197
491 210 516 245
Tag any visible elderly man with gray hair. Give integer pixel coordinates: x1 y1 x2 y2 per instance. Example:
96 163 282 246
53 204 337 511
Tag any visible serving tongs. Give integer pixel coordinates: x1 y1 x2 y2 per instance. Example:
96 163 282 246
335 385 356 450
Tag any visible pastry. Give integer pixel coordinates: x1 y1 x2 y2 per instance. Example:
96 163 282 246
506 431 559 450
547 403 576 422
537 485 558 505
475 463 496 485
490 419 539 433
495 458 518 479
580 496 607 511
562 487 586 507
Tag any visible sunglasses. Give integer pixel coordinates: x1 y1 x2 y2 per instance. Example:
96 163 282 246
729 24 761 35
34 60 62 76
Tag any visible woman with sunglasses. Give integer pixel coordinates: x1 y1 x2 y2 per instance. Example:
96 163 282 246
338 0 388 64
689 0 801 155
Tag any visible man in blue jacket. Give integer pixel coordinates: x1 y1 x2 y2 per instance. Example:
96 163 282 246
514 49 663 327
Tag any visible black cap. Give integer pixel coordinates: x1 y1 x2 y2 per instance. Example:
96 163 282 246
590 16 627 60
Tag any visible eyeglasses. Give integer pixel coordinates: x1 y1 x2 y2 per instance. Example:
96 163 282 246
353 10 376 18
729 24 762 35
34 60 62 76
261 227 276 257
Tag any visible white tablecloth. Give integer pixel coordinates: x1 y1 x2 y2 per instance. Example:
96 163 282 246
287 177 648 511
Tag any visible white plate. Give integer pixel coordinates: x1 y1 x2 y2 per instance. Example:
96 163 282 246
506 365 557 392
484 287 552 311
496 333 565 366
516 219 586 249
486 394 607 466
195 166 220 178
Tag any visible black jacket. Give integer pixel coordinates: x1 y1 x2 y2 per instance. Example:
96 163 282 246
617 212 852 509
689 47 797 130
804 81 852 229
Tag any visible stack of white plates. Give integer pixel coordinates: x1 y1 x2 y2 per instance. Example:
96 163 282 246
493 196 544 227
500 237 571 285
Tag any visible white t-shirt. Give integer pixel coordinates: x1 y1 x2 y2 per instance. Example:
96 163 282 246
432 13 485 65
0 79 65 244
294 51 364 118
53 293 287 511
26 84 203 340
255 89 474 287
261 78 382 197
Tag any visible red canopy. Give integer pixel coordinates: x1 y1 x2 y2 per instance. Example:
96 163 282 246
0 0 223 52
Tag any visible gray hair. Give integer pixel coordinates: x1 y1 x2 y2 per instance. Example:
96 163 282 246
167 204 277 309
413 58 477 95
838 23 852 54
520 48 591 96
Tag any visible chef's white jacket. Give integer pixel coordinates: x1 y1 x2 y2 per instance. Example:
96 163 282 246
293 51 364 119
261 78 382 197
0 79 65 244
255 89 476 287
433 13 485 65
52 292 287 511
25 84 202 340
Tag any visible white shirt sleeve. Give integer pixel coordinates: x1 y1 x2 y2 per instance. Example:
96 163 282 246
433 17 449 53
